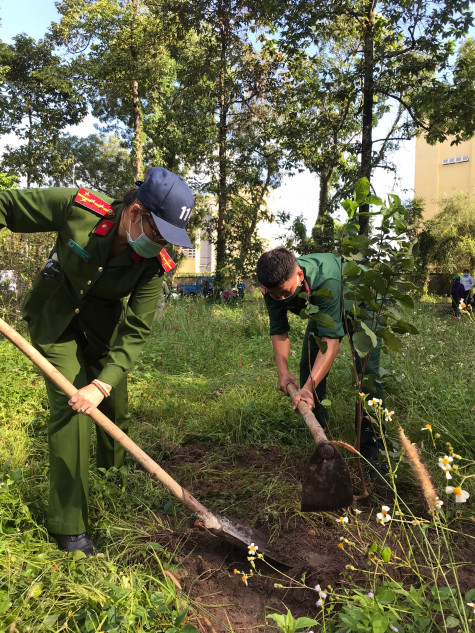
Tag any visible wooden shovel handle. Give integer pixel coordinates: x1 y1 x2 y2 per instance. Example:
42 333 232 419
286 382 328 444
0 317 221 530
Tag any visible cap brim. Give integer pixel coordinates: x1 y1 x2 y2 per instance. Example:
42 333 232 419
152 214 193 248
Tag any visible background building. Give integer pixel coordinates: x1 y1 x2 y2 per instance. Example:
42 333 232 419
176 229 215 275
414 136 474 220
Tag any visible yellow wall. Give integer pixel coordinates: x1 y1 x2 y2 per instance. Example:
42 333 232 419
177 257 196 274
414 136 475 220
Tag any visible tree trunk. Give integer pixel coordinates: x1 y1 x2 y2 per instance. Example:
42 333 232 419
358 1 375 236
318 169 333 219
214 5 229 291
27 107 33 188
131 0 143 181
132 79 143 180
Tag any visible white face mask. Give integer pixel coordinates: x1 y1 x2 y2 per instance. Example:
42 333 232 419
127 216 162 258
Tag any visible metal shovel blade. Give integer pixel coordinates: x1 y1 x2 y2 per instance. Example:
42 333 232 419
209 514 287 566
301 442 354 512
286 384 354 512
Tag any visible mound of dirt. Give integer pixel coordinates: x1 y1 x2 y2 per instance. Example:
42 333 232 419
142 442 475 632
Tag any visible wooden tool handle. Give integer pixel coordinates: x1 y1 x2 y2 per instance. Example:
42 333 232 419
0 317 221 530
286 382 328 444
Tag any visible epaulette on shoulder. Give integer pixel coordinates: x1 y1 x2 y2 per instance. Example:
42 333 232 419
158 249 176 271
74 188 115 218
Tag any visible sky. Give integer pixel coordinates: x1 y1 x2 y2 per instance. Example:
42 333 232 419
0 0 416 239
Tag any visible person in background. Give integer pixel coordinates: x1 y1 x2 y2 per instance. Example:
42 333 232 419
237 280 245 298
0 167 194 555
460 269 474 305
451 274 466 316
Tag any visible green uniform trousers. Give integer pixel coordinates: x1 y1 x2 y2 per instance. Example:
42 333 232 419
300 321 385 456
32 322 130 535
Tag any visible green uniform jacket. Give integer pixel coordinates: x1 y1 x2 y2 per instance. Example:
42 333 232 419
0 187 163 388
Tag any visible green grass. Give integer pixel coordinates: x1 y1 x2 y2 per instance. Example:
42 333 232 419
0 296 473 631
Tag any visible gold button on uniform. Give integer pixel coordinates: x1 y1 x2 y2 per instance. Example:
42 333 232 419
80 290 84 295
74 308 80 314
98 267 103 272
87 280 92 285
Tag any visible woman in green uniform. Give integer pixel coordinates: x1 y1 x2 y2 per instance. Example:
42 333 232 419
0 167 194 555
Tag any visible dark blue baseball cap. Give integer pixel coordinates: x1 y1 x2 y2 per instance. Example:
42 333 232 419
137 167 194 247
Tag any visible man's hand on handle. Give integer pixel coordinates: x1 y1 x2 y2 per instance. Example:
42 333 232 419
291 385 315 410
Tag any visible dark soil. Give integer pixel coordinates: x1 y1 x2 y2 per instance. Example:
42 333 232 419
142 442 475 633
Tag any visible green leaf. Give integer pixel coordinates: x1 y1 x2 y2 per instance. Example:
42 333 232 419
363 270 387 295
27 582 43 598
43 614 60 628
174 608 188 627
294 616 319 630
321 399 331 406
366 195 383 206
354 177 370 204
372 614 389 633
387 193 401 207
343 260 361 276
339 613 360 628
431 586 453 601
368 541 378 553
373 262 393 279
400 258 415 271
305 304 320 315
342 235 371 250
445 617 460 629
342 198 358 217
375 586 395 603
360 321 378 347
0 591 12 616
345 251 366 261
378 329 404 352
311 288 334 299
311 312 336 329
397 294 414 309
397 280 420 291
266 613 286 627
415 617 431 630
309 333 328 354
380 546 392 563
352 331 373 357
465 588 475 602
390 320 419 335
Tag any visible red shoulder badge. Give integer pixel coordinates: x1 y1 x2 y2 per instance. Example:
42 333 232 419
158 249 176 271
75 188 115 218
94 219 115 236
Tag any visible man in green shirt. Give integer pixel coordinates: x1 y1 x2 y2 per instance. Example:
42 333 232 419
257 247 385 473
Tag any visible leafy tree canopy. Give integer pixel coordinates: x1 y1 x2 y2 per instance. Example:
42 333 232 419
0 34 87 186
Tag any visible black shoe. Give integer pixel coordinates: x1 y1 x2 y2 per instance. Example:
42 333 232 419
51 532 95 556
366 458 389 481
361 446 389 481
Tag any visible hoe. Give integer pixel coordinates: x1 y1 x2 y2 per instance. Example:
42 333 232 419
287 383 354 512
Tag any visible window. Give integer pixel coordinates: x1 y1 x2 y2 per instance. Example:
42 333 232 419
442 154 469 165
